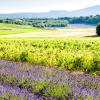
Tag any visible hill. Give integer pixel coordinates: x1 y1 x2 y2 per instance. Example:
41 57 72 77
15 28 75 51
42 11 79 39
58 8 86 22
0 5 100 18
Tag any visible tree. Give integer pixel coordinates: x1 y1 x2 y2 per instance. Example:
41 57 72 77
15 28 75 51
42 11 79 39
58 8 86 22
96 23 100 36
0 19 3 23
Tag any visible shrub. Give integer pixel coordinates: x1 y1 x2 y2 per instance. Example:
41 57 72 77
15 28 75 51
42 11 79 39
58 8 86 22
20 52 28 62
96 23 100 36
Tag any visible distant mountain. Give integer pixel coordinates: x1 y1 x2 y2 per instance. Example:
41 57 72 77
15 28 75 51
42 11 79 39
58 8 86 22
0 11 69 18
0 5 100 18
69 5 100 17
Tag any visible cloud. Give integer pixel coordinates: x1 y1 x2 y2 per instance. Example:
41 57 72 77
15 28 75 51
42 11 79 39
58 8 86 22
0 0 100 13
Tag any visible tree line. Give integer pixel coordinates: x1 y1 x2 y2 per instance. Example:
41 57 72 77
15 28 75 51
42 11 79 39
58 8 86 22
60 15 100 25
0 18 68 28
0 15 100 27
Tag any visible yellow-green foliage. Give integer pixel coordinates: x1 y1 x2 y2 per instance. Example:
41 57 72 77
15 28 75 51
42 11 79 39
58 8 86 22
0 23 57 35
0 38 100 74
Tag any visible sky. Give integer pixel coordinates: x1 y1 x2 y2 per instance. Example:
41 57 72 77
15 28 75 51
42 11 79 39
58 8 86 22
0 0 100 13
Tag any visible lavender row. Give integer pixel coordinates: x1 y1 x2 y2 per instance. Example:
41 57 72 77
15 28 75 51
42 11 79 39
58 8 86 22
0 84 48 100
0 60 100 99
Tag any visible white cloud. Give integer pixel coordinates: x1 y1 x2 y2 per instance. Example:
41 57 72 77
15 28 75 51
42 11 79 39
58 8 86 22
0 0 100 13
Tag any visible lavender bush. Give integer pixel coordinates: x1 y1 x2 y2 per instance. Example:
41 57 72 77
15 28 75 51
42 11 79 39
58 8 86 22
0 60 100 100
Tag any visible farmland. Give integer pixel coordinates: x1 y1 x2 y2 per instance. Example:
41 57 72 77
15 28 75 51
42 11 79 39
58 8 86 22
0 23 57 35
0 24 100 100
0 59 100 99
0 38 100 74
0 23 96 38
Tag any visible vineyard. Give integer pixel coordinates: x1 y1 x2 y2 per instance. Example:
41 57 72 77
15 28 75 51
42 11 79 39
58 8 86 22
0 38 100 74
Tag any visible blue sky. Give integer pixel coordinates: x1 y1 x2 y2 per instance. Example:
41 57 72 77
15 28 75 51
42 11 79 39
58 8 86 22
0 0 100 13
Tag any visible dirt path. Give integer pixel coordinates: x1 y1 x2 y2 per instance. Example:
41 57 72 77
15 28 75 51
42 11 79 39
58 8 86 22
0 29 96 38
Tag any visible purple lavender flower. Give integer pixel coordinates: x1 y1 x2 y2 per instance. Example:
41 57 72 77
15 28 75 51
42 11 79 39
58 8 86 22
0 59 100 99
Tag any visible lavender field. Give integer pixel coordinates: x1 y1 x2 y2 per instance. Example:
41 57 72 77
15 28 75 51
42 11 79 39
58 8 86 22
0 60 100 100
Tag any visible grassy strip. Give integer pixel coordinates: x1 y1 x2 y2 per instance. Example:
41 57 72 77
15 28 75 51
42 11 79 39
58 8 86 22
0 23 57 35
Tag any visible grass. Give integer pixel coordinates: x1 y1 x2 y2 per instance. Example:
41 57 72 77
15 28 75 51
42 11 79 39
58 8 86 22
0 23 58 35
0 23 96 36
0 38 100 75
